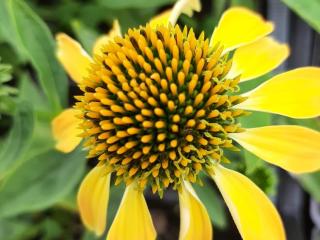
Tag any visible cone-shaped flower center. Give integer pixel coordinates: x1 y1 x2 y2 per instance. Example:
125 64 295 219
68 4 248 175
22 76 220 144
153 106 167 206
75 24 246 195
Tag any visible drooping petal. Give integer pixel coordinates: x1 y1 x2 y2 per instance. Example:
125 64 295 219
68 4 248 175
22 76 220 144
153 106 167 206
56 33 92 84
230 125 320 173
168 0 201 25
51 108 82 153
107 183 156 240
179 181 212 240
236 67 320 118
228 37 289 82
93 20 121 56
77 164 111 236
212 165 285 240
210 7 274 53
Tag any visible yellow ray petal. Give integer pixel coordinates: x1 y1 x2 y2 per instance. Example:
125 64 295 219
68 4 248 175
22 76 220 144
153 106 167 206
51 108 82 153
93 20 122 56
56 33 92 84
236 67 320 118
212 165 285 240
149 9 172 28
169 0 201 25
77 164 111 236
228 37 289 82
179 181 212 240
230 125 320 173
107 183 156 240
210 7 274 53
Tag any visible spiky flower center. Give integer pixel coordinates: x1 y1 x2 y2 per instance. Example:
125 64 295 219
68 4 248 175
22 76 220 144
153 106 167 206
76 24 246 195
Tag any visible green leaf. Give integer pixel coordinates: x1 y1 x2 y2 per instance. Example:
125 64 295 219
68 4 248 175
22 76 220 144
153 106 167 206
106 184 125 230
201 0 226 34
0 96 16 115
71 20 99 54
21 113 55 161
0 102 34 178
7 0 68 112
231 0 257 9
17 74 56 163
0 58 12 83
238 75 272 173
247 165 278 196
82 231 100 240
297 171 320 203
41 218 63 240
193 179 227 229
18 73 49 114
281 0 320 33
0 219 39 240
0 58 17 114
0 147 86 218
239 111 272 173
0 1 26 59
273 116 320 132
97 0 174 9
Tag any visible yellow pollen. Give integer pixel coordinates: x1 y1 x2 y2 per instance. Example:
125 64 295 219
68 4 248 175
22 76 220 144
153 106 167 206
186 118 196 127
185 106 193 115
143 121 153 128
141 134 153 143
127 127 140 135
170 139 178 148
170 83 178 96
168 101 175 112
149 154 158 163
157 133 166 141
160 93 168 104
171 58 178 73
169 151 176 160
158 143 165 152
155 121 166 128
171 124 179 132
194 93 204 106
172 114 180 122
185 135 193 142
178 71 185 86
178 93 185 104
142 146 152 154
154 108 165 116
162 159 169 169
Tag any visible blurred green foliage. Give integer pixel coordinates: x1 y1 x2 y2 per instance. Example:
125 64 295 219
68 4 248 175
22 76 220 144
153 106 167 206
0 58 17 115
0 0 319 239
281 0 320 33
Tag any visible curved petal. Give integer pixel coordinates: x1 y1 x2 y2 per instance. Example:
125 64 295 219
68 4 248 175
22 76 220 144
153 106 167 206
228 37 289 82
56 33 92 84
210 7 274 53
77 164 111 236
179 181 212 240
107 183 156 240
51 108 82 153
236 67 320 118
230 125 320 173
93 20 121 56
212 165 285 240
168 0 201 25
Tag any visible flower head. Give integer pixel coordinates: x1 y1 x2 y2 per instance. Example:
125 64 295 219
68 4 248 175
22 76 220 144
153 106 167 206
53 1 320 239
75 23 246 196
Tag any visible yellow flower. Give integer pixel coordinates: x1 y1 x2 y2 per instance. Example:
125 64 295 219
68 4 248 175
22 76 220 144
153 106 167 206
53 0 320 239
